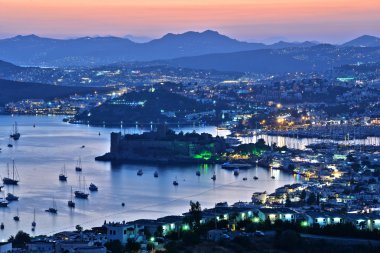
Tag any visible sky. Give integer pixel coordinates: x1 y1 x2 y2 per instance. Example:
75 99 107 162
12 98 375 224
0 0 379 43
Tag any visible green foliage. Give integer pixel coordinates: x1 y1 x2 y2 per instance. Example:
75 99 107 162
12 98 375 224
104 240 123 253
8 231 31 248
125 239 141 253
186 201 202 231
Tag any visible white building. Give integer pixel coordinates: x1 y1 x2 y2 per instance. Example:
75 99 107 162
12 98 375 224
0 242 12 253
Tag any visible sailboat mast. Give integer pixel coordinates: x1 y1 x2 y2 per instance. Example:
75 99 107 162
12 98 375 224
12 160 15 180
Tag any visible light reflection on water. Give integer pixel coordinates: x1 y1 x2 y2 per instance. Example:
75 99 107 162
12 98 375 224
0 115 296 240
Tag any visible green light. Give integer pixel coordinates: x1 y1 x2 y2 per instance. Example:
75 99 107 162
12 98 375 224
193 150 212 160
182 224 190 231
300 221 308 227
252 217 260 223
150 237 155 242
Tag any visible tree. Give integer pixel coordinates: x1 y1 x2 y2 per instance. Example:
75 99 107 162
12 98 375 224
104 240 123 253
300 190 307 202
154 225 164 237
307 192 316 205
285 194 292 207
75 225 83 232
8 231 31 248
125 239 141 253
187 201 202 231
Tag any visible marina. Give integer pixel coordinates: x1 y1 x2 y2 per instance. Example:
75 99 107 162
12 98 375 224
0 115 296 240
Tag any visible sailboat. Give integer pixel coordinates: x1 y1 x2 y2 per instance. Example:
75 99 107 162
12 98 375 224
74 176 89 199
10 122 21 141
211 170 216 181
68 187 75 208
59 164 68 181
3 161 20 185
75 157 83 172
173 177 179 186
6 192 19 202
154 171 159 178
32 209 36 227
45 197 58 214
13 208 20 221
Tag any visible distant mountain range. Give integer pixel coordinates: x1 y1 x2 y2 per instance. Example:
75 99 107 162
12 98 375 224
0 30 320 67
159 44 380 73
0 30 379 73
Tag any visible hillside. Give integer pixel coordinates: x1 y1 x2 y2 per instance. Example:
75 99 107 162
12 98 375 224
0 79 109 106
74 87 223 125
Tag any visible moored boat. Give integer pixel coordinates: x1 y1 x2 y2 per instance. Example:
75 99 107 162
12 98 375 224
6 193 19 202
89 183 98 192
3 161 20 185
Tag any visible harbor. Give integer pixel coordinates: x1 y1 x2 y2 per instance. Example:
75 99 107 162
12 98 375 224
0 115 296 240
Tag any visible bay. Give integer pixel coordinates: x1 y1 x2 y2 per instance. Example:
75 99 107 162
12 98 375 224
0 115 296 240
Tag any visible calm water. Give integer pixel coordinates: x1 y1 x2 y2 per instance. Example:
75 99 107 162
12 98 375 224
0 115 296 240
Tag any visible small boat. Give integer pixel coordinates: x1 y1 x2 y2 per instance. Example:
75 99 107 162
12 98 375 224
75 190 89 199
0 223 4 230
45 207 57 214
233 168 240 176
3 161 20 185
211 173 216 181
59 164 67 181
173 177 179 186
75 176 89 199
68 187 75 208
75 157 83 172
98 132 101 136
121 202 125 207
6 193 19 202
10 122 21 141
243 177 248 181
89 183 98 192
154 171 158 178
196 171 201 176
271 176 275 179
13 208 20 221
7 144 13 148
45 198 58 214
81 145 85 148
0 199 8 207
32 209 36 227
137 169 143 176
253 176 259 180
33 124 36 128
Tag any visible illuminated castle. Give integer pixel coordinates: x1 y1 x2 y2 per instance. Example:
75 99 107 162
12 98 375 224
97 125 226 164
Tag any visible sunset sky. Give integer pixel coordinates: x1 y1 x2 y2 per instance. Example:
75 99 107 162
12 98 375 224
0 0 379 43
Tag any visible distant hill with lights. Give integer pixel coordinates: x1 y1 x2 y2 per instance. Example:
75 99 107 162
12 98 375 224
0 79 109 106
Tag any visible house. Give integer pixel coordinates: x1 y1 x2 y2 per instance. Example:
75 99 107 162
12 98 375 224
304 212 345 227
305 212 330 227
74 246 107 253
56 241 91 253
26 241 55 253
0 242 12 253
258 208 297 223
104 221 141 245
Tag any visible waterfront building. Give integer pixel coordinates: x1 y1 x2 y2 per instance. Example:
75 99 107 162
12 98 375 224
98 125 226 164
